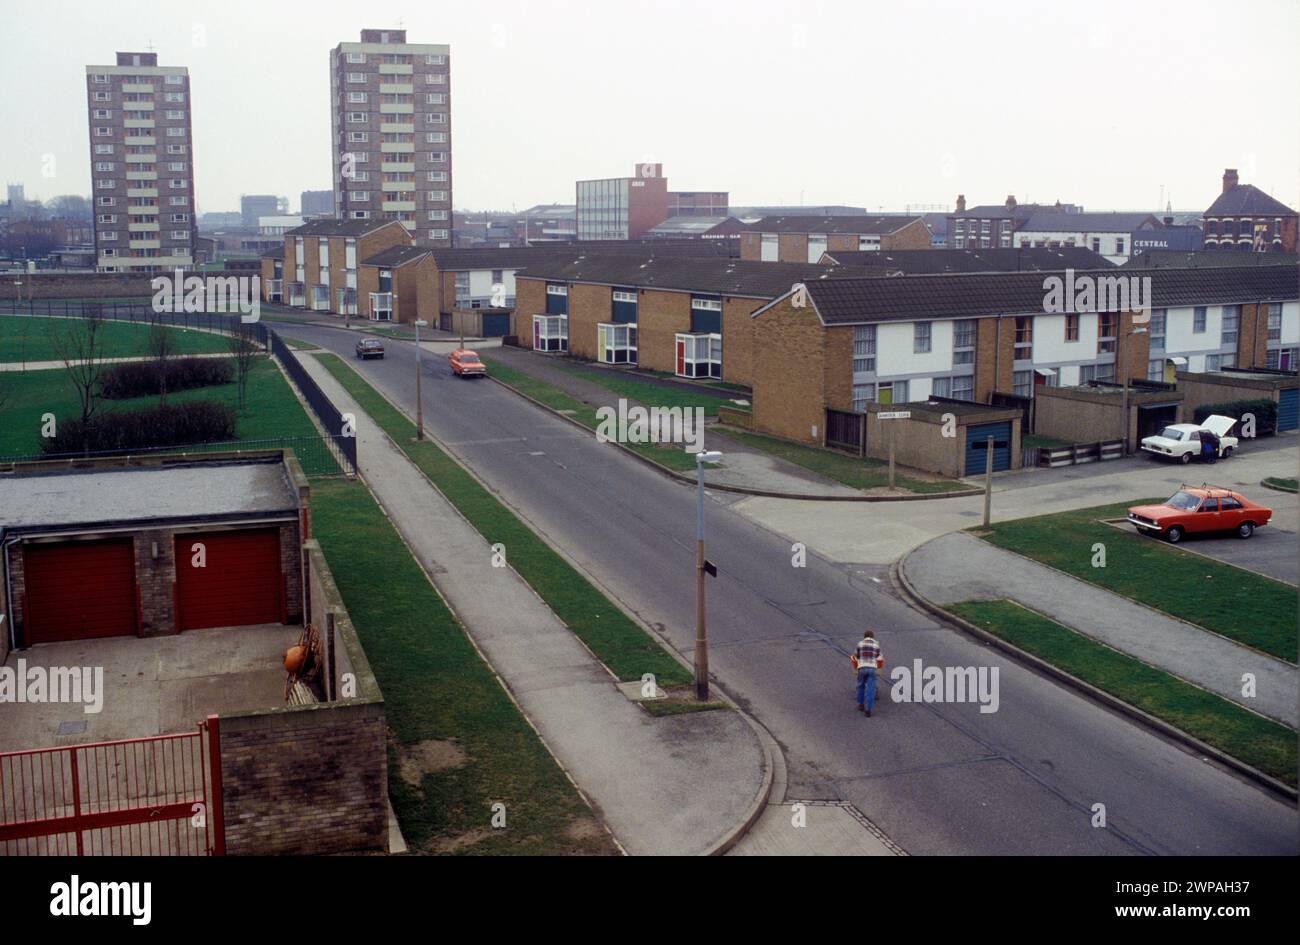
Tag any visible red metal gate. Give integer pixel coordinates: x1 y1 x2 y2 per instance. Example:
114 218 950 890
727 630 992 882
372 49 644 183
0 716 224 856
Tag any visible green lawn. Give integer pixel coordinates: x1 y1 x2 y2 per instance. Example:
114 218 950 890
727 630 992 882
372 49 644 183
950 599 1296 786
315 352 690 686
478 353 704 473
0 314 230 363
975 501 1297 661
0 357 338 474
308 478 614 854
551 362 737 418
713 428 970 494
1263 477 1298 493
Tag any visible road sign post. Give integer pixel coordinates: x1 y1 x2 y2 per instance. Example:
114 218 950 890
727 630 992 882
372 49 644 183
983 435 994 526
414 318 427 441
877 411 910 490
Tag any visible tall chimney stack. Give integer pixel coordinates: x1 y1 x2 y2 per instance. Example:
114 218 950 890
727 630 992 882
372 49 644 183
1005 195 1017 211
1222 168 1239 193
955 194 966 213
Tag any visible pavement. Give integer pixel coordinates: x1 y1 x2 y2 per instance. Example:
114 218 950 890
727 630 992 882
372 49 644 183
486 344 867 497
0 352 233 372
297 352 769 856
903 532 1298 727
275 320 1298 855
731 436 1298 566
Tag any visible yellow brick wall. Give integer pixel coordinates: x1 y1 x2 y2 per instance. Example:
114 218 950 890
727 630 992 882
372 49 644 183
566 283 610 361
751 297 830 443
637 289 691 374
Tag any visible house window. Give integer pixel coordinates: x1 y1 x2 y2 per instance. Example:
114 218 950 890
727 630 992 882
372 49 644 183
1091 237 1100 253
1205 353 1236 372
1148 311 1165 349
598 323 638 364
690 296 723 334
545 283 568 315
932 375 974 401
874 380 908 405
429 228 449 240
612 289 637 323
1065 314 1080 342
1098 312 1117 352
1193 306 1207 333
852 384 875 413
454 272 470 307
533 314 568 352
1080 362 1114 383
1013 370 1034 397
952 319 976 364
1115 238 1125 255
913 322 931 354
1147 359 1166 382
347 52 366 63
1267 303 1282 341
1221 306 1239 347
1014 316 1033 359
853 325 876 374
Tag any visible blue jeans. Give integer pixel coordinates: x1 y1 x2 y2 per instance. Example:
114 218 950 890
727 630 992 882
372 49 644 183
856 666 878 711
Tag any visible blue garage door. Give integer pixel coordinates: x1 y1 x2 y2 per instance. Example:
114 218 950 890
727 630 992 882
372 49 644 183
965 421 1012 476
481 312 510 337
1278 388 1298 432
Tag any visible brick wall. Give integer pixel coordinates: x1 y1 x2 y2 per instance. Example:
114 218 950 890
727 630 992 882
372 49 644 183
721 297 762 387
566 282 611 361
751 297 830 443
393 262 422 323
778 234 809 263
512 277 547 338
1176 371 1294 419
13 271 264 301
865 409 1021 479
739 233 761 261
637 289 691 374
1238 302 1269 367
974 316 1015 400
134 529 178 637
882 219 933 250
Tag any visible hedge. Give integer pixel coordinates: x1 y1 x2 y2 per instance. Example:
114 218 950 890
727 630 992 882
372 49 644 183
1192 398 1278 437
99 357 234 399
44 401 237 454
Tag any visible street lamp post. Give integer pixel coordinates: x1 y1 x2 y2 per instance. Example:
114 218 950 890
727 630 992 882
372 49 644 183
414 318 428 440
694 450 723 701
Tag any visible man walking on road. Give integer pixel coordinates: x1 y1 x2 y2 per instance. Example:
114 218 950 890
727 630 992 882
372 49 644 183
853 630 882 717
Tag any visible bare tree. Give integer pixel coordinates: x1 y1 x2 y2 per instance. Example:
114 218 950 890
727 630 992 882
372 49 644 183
51 305 108 425
227 321 258 411
149 318 175 405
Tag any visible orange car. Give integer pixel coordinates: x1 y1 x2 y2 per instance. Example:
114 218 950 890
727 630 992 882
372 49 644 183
449 348 487 378
1127 486 1273 543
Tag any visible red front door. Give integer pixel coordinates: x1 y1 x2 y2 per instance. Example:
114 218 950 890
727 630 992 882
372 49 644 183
175 529 284 631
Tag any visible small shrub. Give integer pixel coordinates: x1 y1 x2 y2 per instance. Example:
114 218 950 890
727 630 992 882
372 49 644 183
1193 398 1278 437
99 357 235 399
44 401 237 454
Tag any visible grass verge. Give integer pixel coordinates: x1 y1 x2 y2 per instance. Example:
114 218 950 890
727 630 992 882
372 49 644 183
309 478 615 854
550 362 736 417
713 428 969 494
477 352 704 473
1262 477 1298 493
949 599 1296 786
315 351 691 686
975 500 1296 661
0 314 231 363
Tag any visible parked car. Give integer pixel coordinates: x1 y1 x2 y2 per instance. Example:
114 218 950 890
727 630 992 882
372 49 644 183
1126 487 1272 542
449 348 487 378
355 338 385 360
1140 414 1239 463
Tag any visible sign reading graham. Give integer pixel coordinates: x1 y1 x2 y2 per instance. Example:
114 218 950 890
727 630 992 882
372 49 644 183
151 267 261 323
1042 268 1152 324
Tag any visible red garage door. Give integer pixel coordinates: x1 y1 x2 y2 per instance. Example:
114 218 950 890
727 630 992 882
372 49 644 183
175 529 284 632
24 539 138 644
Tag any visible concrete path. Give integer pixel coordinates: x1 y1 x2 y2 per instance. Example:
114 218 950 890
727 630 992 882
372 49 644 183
734 436 1298 565
0 352 234 372
903 532 1298 727
485 345 864 497
297 353 768 855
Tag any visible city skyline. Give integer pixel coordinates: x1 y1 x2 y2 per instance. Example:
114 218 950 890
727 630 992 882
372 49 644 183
0 0 1297 216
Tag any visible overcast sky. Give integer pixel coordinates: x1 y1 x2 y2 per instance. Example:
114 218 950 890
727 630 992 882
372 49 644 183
2 0 1297 215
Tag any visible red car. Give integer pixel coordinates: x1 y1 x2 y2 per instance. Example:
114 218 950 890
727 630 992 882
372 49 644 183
1126 486 1273 543
449 348 487 378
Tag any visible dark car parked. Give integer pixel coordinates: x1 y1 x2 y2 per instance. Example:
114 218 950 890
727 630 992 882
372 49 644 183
355 338 385 360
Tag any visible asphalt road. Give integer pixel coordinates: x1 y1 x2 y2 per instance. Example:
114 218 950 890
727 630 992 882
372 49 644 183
292 325 1298 855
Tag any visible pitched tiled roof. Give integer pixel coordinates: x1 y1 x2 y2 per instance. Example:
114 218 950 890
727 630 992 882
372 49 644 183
514 254 855 299
1122 250 1299 269
790 265 1299 326
1206 184 1296 217
362 245 432 268
739 215 923 235
1018 211 1160 233
285 218 407 238
821 247 1114 273
428 239 735 271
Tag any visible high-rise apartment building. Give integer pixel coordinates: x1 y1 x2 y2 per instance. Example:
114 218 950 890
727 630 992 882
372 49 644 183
330 29 452 247
87 51 197 272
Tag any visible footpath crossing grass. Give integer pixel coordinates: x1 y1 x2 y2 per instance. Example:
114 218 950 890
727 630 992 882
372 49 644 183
0 314 229 363
713 427 969 494
309 478 615 854
975 500 1297 662
315 352 690 686
949 599 1297 786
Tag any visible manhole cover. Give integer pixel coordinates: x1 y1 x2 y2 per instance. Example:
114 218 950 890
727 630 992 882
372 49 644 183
57 720 87 736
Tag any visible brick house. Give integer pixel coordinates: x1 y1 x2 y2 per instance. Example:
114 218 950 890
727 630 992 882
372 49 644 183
746 264 1299 448
279 218 412 313
511 256 853 387
1203 168 1298 254
738 215 931 262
